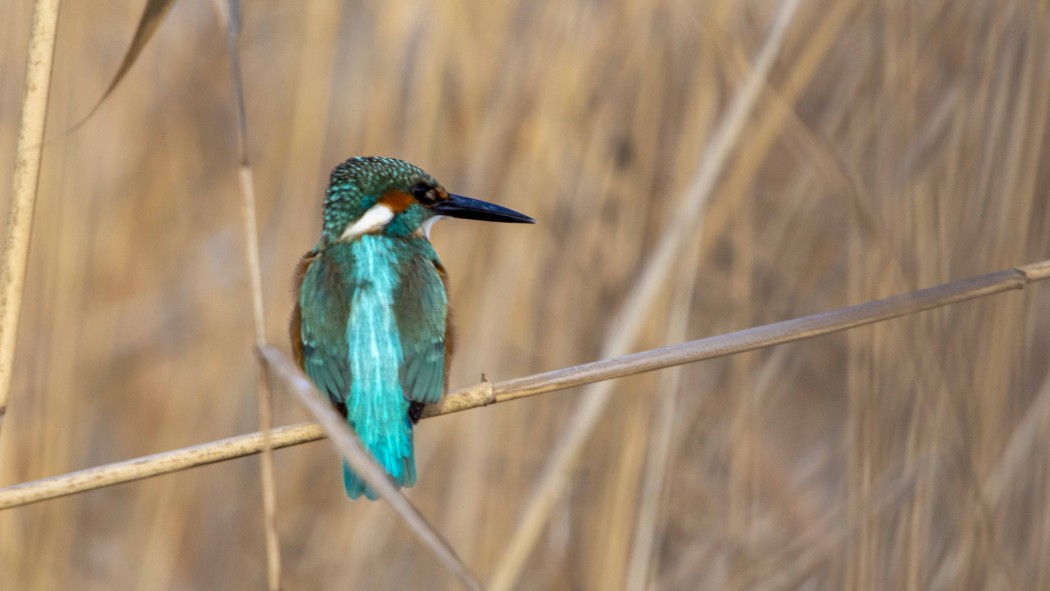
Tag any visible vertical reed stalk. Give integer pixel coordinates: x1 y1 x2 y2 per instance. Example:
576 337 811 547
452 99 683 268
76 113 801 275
214 0 281 587
0 0 62 441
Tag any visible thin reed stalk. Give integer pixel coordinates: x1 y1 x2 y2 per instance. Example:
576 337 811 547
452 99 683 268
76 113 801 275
213 0 282 587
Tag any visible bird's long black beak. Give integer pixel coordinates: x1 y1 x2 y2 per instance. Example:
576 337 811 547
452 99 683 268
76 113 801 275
433 194 535 224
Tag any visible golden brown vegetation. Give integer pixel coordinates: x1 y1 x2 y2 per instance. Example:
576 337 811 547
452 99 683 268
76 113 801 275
2 0 1050 589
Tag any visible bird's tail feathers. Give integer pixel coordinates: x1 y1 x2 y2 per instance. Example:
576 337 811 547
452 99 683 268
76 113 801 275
342 414 417 500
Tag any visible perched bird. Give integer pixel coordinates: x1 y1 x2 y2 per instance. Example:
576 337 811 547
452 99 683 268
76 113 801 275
291 156 534 500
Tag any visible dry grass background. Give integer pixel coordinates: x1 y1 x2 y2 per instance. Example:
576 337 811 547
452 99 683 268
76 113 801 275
1 0 1050 589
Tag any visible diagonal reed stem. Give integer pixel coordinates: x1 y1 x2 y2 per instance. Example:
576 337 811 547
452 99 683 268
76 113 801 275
489 0 802 583
259 347 484 591
0 0 62 442
0 259 1046 511
488 1 804 586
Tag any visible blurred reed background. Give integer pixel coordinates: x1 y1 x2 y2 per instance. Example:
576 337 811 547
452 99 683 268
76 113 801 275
2 0 1050 589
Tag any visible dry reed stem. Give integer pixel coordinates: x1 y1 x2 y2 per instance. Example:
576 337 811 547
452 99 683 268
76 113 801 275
0 0 62 440
259 347 484 591
245 173 280 591
213 0 282 587
488 1 803 586
1 260 1046 511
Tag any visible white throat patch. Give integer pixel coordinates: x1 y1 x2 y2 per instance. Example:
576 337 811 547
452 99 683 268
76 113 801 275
340 204 395 241
420 215 446 239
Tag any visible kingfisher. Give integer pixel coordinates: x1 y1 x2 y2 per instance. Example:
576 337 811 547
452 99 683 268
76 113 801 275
290 156 534 500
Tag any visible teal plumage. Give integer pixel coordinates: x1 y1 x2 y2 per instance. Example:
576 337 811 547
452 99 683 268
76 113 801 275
291 157 533 500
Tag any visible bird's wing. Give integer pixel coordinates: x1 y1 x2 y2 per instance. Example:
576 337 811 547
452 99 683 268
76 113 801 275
294 250 353 408
395 251 450 406
293 240 418 498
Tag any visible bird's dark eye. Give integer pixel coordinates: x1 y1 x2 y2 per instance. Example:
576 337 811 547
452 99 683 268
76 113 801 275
411 183 437 204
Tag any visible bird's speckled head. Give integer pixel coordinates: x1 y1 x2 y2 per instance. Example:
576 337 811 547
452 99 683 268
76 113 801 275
321 156 443 244
319 156 535 246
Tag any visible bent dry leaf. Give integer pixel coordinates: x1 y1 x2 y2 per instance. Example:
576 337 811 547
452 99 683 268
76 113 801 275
49 0 177 141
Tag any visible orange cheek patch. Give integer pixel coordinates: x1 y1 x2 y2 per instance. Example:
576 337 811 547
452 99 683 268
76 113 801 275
378 190 416 212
